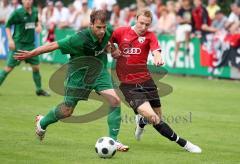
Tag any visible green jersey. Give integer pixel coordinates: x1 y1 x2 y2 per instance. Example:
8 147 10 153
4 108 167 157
57 27 113 68
57 27 114 104
5 7 38 47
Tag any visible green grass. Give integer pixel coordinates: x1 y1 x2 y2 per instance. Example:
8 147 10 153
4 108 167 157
0 61 240 164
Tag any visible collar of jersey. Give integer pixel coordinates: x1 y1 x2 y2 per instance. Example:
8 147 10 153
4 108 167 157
22 7 34 15
131 25 141 36
88 27 98 43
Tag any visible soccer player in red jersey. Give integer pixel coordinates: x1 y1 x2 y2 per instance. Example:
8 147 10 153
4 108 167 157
111 8 202 153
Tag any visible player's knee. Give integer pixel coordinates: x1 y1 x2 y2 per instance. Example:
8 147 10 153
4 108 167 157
62 107 74 117
31 65 40 72
149 115 160 125
58 103 75 118
110 97 121 107
4 66 13 73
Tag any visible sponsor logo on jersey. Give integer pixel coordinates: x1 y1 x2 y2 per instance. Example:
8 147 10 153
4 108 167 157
25 22 35 29
95 49 105 56
138 37 145 43
123 48 141 54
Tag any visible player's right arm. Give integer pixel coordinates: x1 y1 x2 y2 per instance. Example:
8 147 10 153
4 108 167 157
5 11 18 51
6 28 15 50
14 42 59 60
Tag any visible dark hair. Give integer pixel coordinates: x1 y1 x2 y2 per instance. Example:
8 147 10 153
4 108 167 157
90 9 107 24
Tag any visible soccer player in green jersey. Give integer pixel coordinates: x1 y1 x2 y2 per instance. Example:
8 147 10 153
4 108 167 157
15 9 129 152
0 0 49 96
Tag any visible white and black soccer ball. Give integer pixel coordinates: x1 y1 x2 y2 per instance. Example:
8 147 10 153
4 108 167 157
95 137 117 158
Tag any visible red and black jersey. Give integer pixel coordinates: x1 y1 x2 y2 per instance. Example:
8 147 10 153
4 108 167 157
111 26 161 84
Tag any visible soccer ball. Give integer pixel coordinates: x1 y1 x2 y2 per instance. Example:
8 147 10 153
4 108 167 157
95 137 117 158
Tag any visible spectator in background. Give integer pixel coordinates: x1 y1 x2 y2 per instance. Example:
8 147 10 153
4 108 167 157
192 0 217 43
146 0 157 14
225 3 240 30
54 1 70 29
77 0 92 30
0 0 13 25
156 0 164 19
207 0 220 20
174 0 193 67
94 0 116 11
42 1 57 28
126 4 137 26
212 10 227 30
175 0 182 13
156 3 176 35
68 4 79 30
99 3 112 21
110 3 125 29
11 0 21 10
42 1 57 43
73 0 82 11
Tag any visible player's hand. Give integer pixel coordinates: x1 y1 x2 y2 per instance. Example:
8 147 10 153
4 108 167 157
105 42 113 53
111 49 122 59
35 25 42 33
8 39 16 50
14 50 33 60
153 54 164 66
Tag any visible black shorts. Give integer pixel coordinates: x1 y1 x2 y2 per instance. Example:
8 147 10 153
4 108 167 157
119 79 161 114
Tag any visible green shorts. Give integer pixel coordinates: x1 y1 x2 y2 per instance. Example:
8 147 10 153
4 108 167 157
6 44 40 67
63 68 116 107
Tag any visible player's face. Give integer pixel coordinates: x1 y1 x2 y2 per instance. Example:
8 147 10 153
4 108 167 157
135 15 152 36
22 0 33 9
194 0 202 7
91 19 106 41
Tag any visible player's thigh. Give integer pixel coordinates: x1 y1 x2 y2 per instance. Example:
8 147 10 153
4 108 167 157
6 51 21 67
98 89 120 107
94 69 115 92
137 102 159 124
64 74 93 107
119 83 147 114
26 56 40 66
143 79 162 110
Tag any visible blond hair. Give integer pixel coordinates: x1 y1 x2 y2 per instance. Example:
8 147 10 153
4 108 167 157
136 8 153 22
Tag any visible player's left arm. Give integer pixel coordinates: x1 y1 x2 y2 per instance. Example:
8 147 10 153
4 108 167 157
150 33 164 66
152 50 164 66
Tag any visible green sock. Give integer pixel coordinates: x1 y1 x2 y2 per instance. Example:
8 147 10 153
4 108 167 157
0 70 9 86
40 108 59 130
32 71 42 91
107 106 121 141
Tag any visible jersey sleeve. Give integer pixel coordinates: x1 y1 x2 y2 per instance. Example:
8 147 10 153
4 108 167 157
149 33 161 52
57 33 83 55
5 11 18 28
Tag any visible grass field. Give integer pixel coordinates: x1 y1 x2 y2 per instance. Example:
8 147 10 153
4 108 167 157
0 61 240 164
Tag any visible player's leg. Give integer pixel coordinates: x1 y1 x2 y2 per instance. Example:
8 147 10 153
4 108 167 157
35 74 83 140
0 66 14 86
152 107 201 153
99 89 129 152
0 51 19 86
36 102 76 141
99 89 121 140
30 59 50 96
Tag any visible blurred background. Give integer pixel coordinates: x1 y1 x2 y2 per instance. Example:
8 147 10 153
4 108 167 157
1 0 240 79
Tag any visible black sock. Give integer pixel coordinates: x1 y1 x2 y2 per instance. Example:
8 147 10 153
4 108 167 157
139 117 148 128
153 121 187 147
